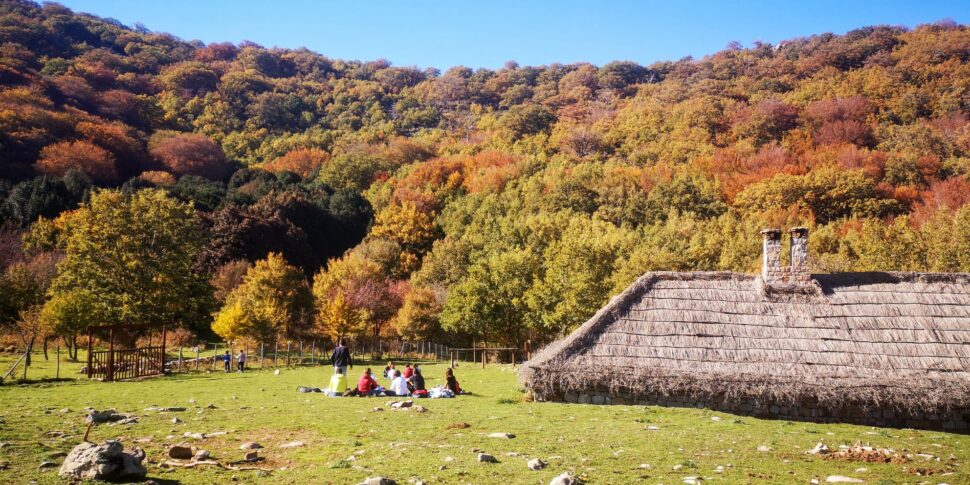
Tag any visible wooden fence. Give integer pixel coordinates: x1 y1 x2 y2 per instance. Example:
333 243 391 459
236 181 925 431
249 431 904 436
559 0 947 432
88 345 166 381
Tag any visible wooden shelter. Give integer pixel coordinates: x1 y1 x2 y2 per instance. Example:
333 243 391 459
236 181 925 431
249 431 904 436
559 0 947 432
86 323 167 381
522 228 970 430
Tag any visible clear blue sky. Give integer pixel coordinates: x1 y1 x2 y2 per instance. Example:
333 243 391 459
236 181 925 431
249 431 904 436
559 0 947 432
58 0 968 69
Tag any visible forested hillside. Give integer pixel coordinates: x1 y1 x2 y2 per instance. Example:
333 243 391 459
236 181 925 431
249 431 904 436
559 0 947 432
1 0 969 348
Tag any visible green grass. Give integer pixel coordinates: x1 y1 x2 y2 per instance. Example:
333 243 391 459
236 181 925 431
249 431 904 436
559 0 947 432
0 357 967 484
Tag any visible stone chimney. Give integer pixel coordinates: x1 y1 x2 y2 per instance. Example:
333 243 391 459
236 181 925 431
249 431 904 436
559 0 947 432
789 227 810 283
760 228 783 284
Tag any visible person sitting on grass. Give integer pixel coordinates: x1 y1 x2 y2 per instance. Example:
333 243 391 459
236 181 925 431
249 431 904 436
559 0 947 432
403 363 413 379
327 369 348 397
358 368 380 396
389 370 409 396
383 361 395 379
408 366 426 394
445 367 462 394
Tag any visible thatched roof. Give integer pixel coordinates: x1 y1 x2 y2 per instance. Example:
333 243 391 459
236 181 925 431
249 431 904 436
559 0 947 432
522 271 970 414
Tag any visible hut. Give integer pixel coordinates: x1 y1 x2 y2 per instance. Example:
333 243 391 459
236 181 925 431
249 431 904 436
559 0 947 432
522 228 970 430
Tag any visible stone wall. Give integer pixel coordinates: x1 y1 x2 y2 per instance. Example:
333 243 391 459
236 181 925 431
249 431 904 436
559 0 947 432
547 390 969 432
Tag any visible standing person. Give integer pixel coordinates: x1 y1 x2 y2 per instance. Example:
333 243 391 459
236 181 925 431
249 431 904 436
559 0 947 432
330 339 353 375
357 368 380 396
236 349 246 372
223 350 231 373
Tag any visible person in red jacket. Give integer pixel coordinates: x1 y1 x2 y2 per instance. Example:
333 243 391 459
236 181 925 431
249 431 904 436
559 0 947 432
403 364 413 379
357 368 379 396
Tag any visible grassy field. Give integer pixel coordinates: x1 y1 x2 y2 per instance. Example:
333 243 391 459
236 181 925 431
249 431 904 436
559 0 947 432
0 353 967 484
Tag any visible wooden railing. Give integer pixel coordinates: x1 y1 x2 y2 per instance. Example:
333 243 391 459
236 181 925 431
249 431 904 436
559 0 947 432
87 345 166 381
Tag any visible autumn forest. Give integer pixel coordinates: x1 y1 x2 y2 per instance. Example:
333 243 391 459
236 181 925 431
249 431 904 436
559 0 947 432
1 1 969 352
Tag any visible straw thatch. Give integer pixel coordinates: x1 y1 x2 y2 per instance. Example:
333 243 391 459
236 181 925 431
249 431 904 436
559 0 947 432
522 271 970 419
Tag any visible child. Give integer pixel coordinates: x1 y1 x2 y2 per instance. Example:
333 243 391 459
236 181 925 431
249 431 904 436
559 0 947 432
383 361 395 379
327 370 348 397
236 349 246 372
389 370 408 396
223 350 231 372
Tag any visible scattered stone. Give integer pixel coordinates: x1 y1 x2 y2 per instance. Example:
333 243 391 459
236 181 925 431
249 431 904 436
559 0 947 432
683 478 702 485
38 461 58 469
639 464 651 469
168 445 193 460
359 478 396 485
443 456 454 462
714 465 724 473
488 432 515 439
207 431 228 437
47 451 68 459
646 426 660 431
274 369 281 375
549 472 579 485
371 407 384 412
85 409 131 424
205 404 217 409
710 416 721 421
528 458 546 470
757 445 771 452
280 441 305 448
854 467 867 473
673 464 683 471
58 408 71 414
826 477 864 484
244 451 259 462
183 432 205 440
240 442 263 450
297 386 321 393
389 400 414 409
412 405 428 413
807 442 831 455
58 440 146 480
477 453 498 463
171 417 182 424
115 417 139 425
144 407 186 412
194 449 210 461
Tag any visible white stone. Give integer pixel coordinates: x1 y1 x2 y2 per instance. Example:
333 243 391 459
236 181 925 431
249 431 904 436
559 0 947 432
527 458 546 470
826 476 864 483
549 472 578 485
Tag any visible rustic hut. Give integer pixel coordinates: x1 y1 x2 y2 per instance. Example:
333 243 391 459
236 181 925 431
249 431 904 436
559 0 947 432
522 228 970 430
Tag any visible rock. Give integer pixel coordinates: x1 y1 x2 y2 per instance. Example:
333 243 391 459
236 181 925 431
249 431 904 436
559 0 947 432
359 478 396 485
477 453 498 463
116 417 139 425
646 426 660 431
183 432 204 440
488 432 515 439
714 465 724 473
371 407 384 412
240 442 263 450
412 405 428 413
807 442 831 455
443 456 455 462
39 461 58 469
390 400 414 409
168 445 193 459
683 478 702 485
58 408 71 414
826 477 864 483
58 440 146 480
47 451 68 459
194 449 210 460
854 467 867 473
144 406 186 412
757 445 771 452
85 409 130 424
527 458 546 470
673 464 683 471
297 386 321 393
205 404 217 409
274 369 281 375
639 464 651 469
280 441 305 448
549 472 579 485
244 451 259 462
171 417 182 424
710 416 721 421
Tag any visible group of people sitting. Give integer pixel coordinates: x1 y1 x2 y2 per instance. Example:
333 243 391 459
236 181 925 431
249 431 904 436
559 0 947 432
326 339 464 398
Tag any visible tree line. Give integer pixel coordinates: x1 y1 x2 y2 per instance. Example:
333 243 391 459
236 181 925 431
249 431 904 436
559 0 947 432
1 1 969 351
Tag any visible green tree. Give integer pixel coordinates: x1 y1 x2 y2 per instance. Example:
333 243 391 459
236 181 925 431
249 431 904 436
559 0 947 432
46 189 212 332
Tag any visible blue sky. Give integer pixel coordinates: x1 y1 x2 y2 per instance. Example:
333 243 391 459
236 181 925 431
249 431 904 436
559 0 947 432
58 0 969 69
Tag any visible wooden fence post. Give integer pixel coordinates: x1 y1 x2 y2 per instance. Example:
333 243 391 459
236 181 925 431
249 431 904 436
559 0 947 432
274 340 279 367
482 348 486 369
299 341 304 365
260 341 265 369
56 346 60 379
310 341 316 365
286 341 291 366
195 346 201 371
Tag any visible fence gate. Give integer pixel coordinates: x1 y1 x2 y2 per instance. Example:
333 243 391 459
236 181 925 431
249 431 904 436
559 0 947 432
87 324 167 381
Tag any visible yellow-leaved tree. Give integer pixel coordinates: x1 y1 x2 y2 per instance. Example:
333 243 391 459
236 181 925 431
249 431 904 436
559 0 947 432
212 253 312 342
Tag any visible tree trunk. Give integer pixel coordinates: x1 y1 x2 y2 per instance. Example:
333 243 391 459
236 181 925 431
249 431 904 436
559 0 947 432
43 337 49 360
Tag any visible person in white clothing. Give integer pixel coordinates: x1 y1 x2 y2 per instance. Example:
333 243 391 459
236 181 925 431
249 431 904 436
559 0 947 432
389 370 409 396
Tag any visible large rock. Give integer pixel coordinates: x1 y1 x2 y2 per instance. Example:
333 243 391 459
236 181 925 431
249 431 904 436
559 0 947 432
528 458 546 470
167 445 193 459
488 432 515 439
85 409 131 424
58 440 146 480
477 453 498 463
549 472 579 485
358 478 396 485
